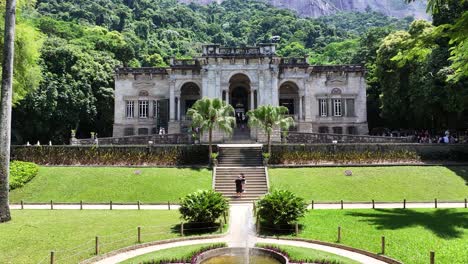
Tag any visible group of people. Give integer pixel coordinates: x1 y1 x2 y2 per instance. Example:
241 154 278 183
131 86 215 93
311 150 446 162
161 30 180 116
415 129 464 144
234 173 246 198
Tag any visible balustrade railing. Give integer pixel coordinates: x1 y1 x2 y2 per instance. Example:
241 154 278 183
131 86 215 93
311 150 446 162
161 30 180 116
73 133 193 145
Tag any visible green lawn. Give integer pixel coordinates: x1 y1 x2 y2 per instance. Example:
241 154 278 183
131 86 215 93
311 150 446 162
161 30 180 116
120 243 224 264
10 167 211 203
256 244 359 264
287 209 468 264
0 210 188 264
269 166 468 201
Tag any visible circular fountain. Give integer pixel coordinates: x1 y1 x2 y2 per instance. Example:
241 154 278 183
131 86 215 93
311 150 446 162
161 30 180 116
194 247 288 264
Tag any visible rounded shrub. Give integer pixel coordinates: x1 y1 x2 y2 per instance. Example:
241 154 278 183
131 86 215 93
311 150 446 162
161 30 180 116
10 161 39 190
257 189 307 225
179 190 228 223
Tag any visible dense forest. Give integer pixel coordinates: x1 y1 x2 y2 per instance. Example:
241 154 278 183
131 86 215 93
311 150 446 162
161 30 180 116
1 0 467 143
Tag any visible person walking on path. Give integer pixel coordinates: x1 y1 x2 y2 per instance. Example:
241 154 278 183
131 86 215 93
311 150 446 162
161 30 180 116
235 175 243 198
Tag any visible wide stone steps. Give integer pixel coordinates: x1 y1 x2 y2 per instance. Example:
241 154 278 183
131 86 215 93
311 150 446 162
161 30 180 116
214 145 268 203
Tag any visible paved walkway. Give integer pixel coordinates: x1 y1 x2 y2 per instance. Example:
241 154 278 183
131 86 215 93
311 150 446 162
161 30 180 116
90 204 390 264
10 201 466 210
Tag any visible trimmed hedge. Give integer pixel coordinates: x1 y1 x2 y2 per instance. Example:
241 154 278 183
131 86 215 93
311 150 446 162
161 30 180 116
10 161 39 190
11 145 210 166
268 144 468 165
11 144 468 166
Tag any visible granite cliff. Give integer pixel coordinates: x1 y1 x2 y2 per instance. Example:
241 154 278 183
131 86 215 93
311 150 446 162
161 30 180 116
180 0 428 19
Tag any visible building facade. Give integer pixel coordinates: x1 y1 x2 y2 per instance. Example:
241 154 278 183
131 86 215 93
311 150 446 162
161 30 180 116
113 44 368 141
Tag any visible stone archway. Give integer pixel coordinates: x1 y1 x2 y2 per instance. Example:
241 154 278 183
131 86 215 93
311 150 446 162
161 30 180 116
229 74 251 127
180 82 201 120
279 81 300 120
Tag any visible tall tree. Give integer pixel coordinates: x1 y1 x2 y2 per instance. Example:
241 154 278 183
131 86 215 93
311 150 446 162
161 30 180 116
247 105 294 154
0 0 16 223
187 97 236 161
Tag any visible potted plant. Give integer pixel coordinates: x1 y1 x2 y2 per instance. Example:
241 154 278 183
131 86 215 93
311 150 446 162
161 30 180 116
262 152 270 166
211 152 219 167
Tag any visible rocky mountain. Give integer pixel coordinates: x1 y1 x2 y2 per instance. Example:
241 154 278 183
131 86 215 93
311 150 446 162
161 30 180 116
180 0 429 19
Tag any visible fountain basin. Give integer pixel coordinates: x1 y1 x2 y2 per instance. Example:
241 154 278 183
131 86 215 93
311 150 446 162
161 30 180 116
194 247 288 264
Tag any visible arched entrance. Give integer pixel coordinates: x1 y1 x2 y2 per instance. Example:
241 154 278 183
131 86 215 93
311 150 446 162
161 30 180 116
180 82 201 120
229 73 251 140
279 81 300 120
229 74 251 126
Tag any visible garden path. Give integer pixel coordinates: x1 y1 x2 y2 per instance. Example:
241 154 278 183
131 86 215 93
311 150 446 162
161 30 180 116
92 204 388 264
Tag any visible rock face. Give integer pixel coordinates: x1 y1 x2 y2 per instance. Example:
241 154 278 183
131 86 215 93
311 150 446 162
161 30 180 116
180 0 429 19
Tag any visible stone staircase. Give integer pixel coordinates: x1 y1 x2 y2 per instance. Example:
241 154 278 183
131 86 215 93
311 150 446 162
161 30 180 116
214 145 268 203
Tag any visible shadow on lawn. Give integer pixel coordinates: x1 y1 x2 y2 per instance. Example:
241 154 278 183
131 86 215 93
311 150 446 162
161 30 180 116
446 166 468 186
346 209 468 239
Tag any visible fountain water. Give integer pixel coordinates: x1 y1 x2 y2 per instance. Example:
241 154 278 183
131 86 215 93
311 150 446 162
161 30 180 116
195 204 286 264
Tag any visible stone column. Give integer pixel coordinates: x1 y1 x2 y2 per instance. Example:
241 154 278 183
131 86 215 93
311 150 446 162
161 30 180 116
169 80 175 121
250 90 255 110
177 96 181 121
226 90 230 105
299 95 303 121
271 69 279 106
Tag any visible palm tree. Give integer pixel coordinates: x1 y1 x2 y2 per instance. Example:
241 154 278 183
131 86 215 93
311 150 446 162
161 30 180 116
0 0 17 223
247 105 295 155
187 97 236 161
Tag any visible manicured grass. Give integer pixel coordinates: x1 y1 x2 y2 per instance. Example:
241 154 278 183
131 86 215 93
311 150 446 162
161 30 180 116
120 243 225 264
289 209 468 264
269 166 468 201
256 244 359 264
0 210 184 264
10 167 211 203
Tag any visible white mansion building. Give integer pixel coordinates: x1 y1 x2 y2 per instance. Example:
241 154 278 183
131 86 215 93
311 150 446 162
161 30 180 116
113 44 368 141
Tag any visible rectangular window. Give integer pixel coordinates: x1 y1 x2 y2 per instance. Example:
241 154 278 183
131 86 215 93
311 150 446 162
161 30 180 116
346 99 355 117
333 99 342 116
153 101 157 118
126 101 134 118
319 99 328 117
139 100 148 118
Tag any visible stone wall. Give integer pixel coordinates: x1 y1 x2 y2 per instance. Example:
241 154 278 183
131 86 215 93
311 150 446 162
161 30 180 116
268 143 468 164
72 133 192 145
286 132 411 144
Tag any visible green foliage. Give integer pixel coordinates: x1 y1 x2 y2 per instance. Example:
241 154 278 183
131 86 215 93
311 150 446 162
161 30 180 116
9 161 39 190
256 189 307 225
256 244 357 264
179 190 228 223
136 243 227 264
12 145 209 165
247 105 294 154
187 97 235 158
376 17 468 129
309 38 359 65
0 15 43 104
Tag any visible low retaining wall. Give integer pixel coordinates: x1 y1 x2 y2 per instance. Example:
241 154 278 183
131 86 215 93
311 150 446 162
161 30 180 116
268 144 468 165
11 144 468 166
286 132 411 144
11 145 211 166
72 133 192 145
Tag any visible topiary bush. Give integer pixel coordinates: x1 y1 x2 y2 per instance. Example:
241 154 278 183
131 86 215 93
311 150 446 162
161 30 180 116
257 189 307 225
179 190 228 224
10 161 39 190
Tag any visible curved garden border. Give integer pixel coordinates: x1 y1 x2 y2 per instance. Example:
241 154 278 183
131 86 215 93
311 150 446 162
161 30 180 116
258 237 402 264
82 235 402 264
